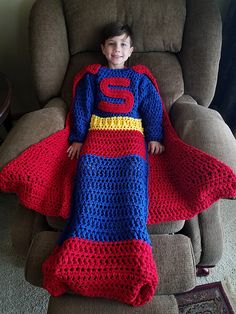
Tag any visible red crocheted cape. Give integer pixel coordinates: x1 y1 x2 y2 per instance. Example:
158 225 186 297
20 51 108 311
0 64 236 224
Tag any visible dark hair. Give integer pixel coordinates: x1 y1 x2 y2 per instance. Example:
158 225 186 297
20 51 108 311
101 22 134 46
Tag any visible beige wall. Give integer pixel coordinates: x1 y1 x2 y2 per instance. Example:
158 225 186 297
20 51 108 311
0 0 232 116
0 0 39 116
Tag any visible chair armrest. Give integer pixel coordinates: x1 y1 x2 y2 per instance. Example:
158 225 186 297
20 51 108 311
178 0 222 107
170 95 236 172
170 95 232 266
182 202 223 266
0 97 67 168
29 0 69 104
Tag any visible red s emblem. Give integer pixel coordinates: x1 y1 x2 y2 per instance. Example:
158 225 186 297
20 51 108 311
99 77 134 113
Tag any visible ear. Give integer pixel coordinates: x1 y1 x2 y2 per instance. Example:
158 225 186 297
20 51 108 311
129 46 134 57
101 44 105 55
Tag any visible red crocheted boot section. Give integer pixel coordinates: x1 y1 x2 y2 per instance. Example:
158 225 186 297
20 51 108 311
42 238 158 306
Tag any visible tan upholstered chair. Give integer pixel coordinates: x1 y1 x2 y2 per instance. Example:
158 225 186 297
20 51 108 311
1 0 236 312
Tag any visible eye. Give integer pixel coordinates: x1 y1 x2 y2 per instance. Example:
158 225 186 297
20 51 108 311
122 42 130 48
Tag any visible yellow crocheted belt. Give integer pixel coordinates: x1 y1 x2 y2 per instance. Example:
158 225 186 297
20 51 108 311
89 115 144 133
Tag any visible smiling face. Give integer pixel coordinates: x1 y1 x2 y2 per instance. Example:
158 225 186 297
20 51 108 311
101 34 134 69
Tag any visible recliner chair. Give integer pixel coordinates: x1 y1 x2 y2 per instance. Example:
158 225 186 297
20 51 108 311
1 0 236 312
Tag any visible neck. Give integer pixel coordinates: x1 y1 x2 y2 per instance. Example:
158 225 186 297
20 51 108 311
108 63 125 70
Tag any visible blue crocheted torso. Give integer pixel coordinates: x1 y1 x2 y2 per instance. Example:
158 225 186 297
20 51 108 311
69 67 163 143
59 66 163 246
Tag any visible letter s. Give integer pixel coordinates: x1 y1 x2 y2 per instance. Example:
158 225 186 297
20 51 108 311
99 77 134 113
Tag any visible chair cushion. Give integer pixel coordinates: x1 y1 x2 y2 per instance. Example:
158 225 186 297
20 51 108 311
47 294 179 314
63 0 186 54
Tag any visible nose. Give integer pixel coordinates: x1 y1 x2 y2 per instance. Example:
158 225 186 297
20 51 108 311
114 44 121 52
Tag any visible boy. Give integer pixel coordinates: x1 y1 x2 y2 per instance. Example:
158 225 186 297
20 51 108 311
67 22 165 160
43 22 166 306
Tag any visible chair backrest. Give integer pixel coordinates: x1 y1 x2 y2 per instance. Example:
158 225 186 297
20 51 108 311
29 0 222 111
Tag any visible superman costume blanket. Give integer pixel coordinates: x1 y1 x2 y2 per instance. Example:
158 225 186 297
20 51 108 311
1 64 236 306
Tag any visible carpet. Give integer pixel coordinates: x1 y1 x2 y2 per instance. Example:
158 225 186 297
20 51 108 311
0 193 49 313
176 281 235 314
197 199 236 292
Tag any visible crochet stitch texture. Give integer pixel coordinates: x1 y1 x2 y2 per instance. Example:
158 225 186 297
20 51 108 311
43 66 162 305
1 64 236 306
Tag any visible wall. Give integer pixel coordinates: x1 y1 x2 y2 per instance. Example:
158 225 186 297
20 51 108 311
216 0 231 19
0 0 232 116
0 0 39 115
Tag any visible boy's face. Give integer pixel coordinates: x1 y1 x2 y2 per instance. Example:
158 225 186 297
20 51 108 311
101 34 134 69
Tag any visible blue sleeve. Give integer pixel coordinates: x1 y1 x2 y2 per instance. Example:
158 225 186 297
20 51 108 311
69 73 95 143
138 75 164 142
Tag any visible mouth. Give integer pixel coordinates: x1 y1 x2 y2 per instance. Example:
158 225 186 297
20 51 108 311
112 55 122 59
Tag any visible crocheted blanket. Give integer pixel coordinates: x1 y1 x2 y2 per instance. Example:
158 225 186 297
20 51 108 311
1 64 236 307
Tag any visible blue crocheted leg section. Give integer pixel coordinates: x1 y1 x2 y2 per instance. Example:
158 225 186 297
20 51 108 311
58 154 150 245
